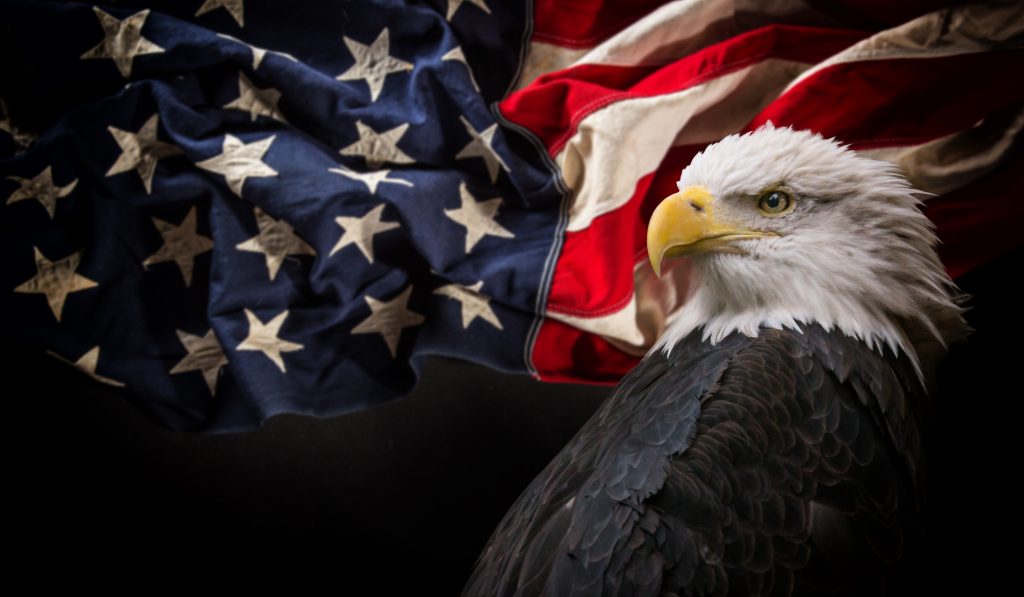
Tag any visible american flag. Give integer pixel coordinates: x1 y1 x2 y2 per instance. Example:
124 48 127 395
1 0 1021 431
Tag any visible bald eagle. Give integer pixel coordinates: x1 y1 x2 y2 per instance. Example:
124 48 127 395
464 125 967 596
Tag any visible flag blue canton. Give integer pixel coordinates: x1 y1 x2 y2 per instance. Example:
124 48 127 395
0 0 565 431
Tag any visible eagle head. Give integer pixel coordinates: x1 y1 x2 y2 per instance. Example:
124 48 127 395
648 124 966 373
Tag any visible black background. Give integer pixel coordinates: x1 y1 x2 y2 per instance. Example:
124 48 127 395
5 247 1019 593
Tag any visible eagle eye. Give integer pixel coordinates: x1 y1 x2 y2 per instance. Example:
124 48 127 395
757 190 792 216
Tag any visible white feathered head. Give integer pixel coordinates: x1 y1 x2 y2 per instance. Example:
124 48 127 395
647 124 966 374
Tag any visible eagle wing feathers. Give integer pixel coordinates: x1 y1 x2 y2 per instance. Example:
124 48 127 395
464 325 924 597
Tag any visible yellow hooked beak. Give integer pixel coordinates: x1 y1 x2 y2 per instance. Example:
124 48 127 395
647 186 777 278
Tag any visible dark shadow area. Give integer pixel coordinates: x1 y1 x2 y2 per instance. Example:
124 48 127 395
4 247 1018 593
892 244 1020 594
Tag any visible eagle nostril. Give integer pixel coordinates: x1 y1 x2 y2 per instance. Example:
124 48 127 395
689 201 704 213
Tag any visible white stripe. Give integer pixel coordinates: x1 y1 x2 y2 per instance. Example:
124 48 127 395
569 0 734 67
515 0 823 89
558 59 809 232
548 297 647 350
517 0 731 93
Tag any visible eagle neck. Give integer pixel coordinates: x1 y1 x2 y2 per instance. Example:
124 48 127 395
653 263 920 377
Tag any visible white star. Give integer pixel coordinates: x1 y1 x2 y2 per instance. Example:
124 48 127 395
330 204 400 263
5 165 77 219
328 164 412 195
143 206 214 287
224 72 286 123
170 329 228 395
444 182 515 253
434 281 503 330
441 46 479 91
351 286 424 358
236 309 304 373
217 34 298 70
446 0 491 21
106 114 182 194
235 207 315 281
196 0 245 27
455 116 508 183
196 134 277 196
14 247 98 321
339 120 415 169
48 346 125 387
0 97 37 151
336 29 413 102
80 7 164 78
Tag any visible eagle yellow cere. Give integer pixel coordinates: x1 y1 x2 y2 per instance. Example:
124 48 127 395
465 125 967 596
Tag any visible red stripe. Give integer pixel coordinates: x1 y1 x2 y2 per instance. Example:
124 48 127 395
531 318 640 383
546 173 650 317
500 26 867 156
531 0 669 49
547 145 702 314
749 52 1024 148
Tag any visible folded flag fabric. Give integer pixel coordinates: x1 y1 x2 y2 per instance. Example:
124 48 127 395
1 0 1021 431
